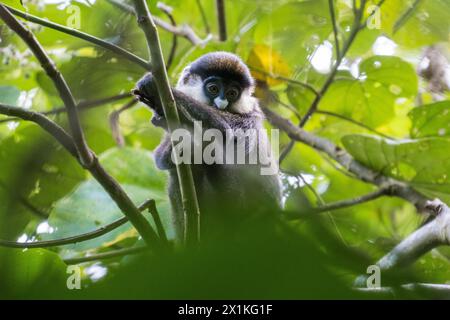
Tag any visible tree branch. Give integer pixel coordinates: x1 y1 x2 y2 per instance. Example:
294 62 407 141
0 5 93 166
195 0 211 34
249 66 320 97
64 246 148 265
280 0 387 162
355 282 450 299
315 110 394 139
0 200 154 248
0 92 132 125
148 199 168 245
216 0 227 41
3 4 150 70
263 106 436 212
131 0 201 245
107 0 210 47
0 103 77 157
0 7 161 249
157 2 177 70
0 180 48 218
328 0 340 59
306 187 389 215
109 98 138 147
355 199 450 286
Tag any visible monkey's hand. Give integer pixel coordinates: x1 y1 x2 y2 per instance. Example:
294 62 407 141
133 73 167 128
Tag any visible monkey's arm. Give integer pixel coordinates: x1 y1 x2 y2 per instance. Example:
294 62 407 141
154 134 174 170
134 73 232 131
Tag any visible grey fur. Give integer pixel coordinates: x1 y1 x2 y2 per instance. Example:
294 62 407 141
134 52 281 241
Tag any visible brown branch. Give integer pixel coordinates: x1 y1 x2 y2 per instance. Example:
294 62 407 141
355 199 450 287
328 0 340 59
132 0 201 245
157 2 177 70
315 110 394 139
0 5 93 166
308 188 389 215
0 103 77 157
216 0 227 41
64 246 148 265
148 199 169 245
250 66 320 97
109 98 138 147
107 0 210 46
280 0 387 162
0 92 132 125
0 200 154 248
0 180 48 218
3 4 150 70
0 7 161 249
355 283 450 299
263 106 434 212
195 0 211 34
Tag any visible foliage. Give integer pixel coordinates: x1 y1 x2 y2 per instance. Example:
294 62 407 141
0 0 449 299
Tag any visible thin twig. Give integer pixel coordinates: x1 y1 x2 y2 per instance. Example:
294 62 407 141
355 199 450 287
315 110 394 139
309 188 388 214
132 0 200 245
64 246 149 265
0 92 132 125
109 98 137 147
216 0 227 41
0 200 154 248
0 7 161 249
0 5 93 166
0 103 77 157
355 283 450 299
157 2 177 70
148 199 168 244
328 0 340 59
263 106 434 212
249 66 319 97
0 180 48 218
280 0 387 163
195 0 211 34
107 0 210 46
3 4 150 70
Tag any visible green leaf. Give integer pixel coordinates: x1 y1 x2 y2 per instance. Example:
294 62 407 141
0 86 20 105
320 56 417 127
253 0 331 69
409 101 450 138
43 147 172 250
342 134 450 195
0 248 67 298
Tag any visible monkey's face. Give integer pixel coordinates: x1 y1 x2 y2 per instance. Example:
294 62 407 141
177 52 257 114
203 76 241 110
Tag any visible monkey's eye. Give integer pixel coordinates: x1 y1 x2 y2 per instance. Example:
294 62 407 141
206 83 220 96
226 87 240 101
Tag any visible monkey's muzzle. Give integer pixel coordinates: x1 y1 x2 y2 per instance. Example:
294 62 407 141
213 97 228 110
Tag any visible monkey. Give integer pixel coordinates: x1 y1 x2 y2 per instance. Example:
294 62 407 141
134 52 281 241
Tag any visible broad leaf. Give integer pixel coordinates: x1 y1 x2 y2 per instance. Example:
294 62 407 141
409 101 450 138
320 56 417 127
342 134 450 195
43 147 172 250
0 248 67 298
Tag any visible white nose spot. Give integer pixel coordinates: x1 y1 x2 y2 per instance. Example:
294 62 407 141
214 97 228 109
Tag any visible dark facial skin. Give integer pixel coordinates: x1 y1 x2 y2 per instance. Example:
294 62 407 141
203 76 241 110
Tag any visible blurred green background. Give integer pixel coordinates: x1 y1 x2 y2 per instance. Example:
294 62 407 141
0 0 449 299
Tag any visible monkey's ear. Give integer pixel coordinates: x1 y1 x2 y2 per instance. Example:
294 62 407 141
176 65 193 87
